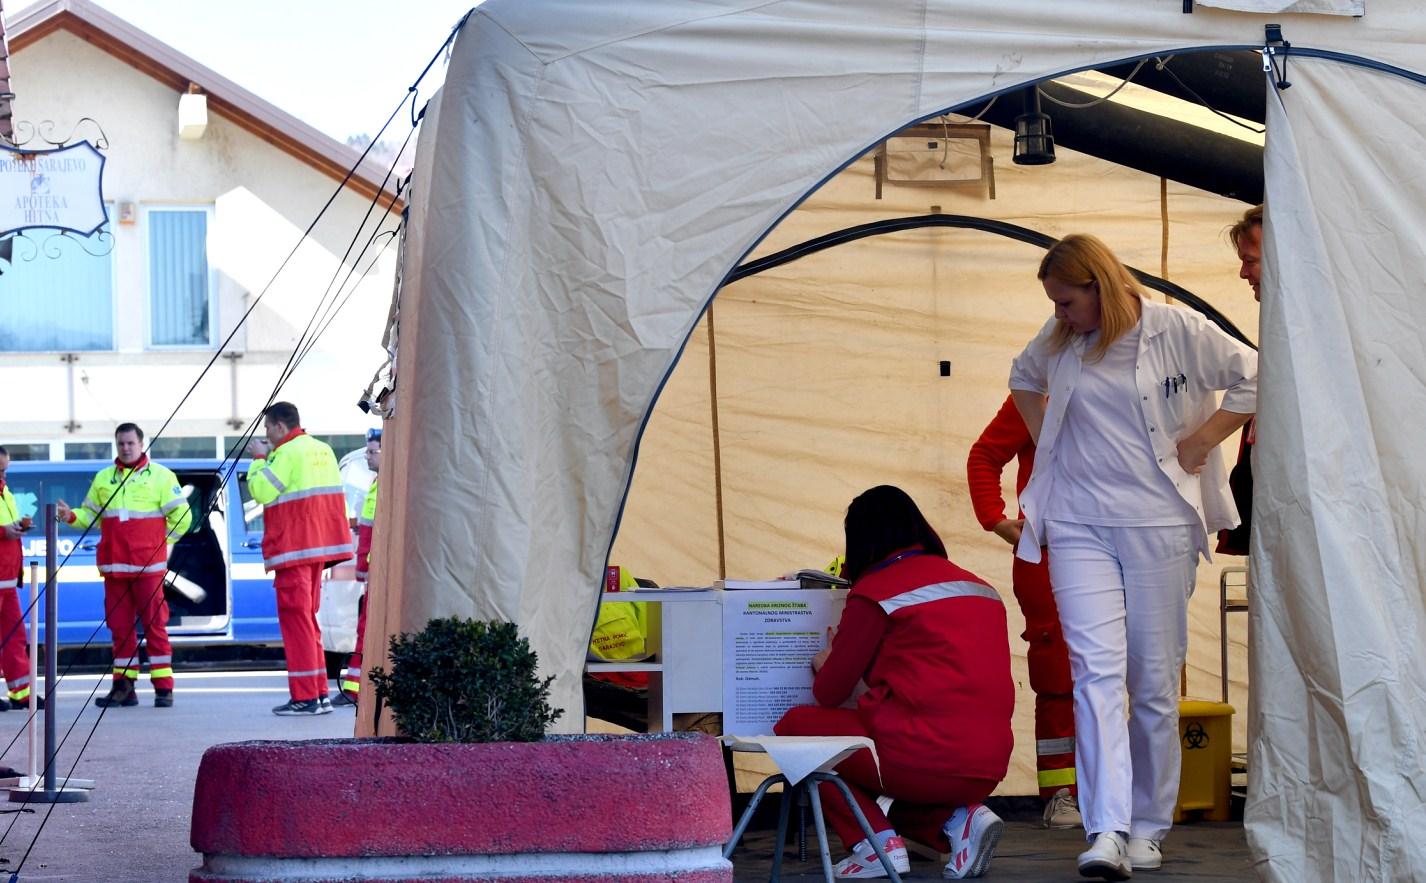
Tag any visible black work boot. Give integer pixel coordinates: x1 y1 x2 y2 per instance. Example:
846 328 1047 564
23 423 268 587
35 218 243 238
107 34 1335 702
95 678 138 708
154 688 174 708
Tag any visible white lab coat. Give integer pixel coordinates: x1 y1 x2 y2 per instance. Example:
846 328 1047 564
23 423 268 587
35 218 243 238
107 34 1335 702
1009 298 1258 564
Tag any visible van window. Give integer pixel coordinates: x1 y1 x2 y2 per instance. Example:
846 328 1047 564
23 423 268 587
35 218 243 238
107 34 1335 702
6 471 98 535
237 472 265 535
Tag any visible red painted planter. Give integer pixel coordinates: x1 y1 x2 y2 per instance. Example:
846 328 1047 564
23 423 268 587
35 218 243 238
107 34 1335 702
190 733 732 882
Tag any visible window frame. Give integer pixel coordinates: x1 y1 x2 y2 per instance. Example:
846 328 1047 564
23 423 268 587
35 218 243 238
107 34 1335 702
143 204 218 351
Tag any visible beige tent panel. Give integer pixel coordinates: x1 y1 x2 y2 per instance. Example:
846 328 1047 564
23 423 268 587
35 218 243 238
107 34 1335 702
611 123 1259 795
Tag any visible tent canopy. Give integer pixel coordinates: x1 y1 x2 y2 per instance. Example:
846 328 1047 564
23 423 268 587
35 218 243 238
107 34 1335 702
365 4 1426 880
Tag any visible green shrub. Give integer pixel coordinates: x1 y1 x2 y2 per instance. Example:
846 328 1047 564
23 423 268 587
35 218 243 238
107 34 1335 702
368 617 563 742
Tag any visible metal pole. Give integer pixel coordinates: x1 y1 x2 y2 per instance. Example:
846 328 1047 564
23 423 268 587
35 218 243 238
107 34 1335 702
43 504 55 795
26 560 37 783
10 506 87 802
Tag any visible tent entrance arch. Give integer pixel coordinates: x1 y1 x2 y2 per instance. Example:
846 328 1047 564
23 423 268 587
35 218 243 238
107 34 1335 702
607 111 1263 797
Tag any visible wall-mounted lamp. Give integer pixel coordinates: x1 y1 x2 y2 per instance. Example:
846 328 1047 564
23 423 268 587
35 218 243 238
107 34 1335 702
179 83 208 141
1013 88 1055 165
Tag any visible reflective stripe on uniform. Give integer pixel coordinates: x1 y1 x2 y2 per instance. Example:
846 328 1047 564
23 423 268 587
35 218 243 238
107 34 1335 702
8 674 30 689
287 668 325 678
878 579 1002 614
0 579 16 590
160 497 187 514
100 509 165 520
1037 768 1077 788
266 485 345 507
99 562 167 574
265 543 354 569
345 667 361 679
340 679 360 693
357 516 374 528
259 467 286 493
149 667 173 680
9 686 28 700
147 655 172 665
1037 737 1075 756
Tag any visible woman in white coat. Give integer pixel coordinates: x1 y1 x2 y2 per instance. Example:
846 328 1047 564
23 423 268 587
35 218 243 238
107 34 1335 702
1008 234 1256 880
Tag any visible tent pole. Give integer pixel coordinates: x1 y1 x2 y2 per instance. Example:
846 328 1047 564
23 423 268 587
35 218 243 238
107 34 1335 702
1160 177 1174 303
707 305 728 580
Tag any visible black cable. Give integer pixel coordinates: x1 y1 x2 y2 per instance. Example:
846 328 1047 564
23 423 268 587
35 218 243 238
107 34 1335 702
0 12 469 870
0 212 406 858
1153 56 1266 135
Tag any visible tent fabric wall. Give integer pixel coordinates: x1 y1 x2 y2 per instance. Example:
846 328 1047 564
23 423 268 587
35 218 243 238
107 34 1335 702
374 2 1426 876
610 127 1261 797
1249 60 1426 883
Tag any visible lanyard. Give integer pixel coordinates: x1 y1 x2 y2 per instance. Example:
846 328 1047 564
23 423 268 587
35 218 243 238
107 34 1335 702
864 548 928 576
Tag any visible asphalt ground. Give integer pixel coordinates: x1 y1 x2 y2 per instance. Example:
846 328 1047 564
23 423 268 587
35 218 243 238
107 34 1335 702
729 819 1254 881
0 669 351 882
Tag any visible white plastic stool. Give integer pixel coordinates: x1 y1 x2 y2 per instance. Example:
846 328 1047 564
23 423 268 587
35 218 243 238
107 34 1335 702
721 735 903 883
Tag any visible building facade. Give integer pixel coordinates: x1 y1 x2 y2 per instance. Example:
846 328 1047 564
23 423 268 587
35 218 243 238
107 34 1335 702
0 0 399 461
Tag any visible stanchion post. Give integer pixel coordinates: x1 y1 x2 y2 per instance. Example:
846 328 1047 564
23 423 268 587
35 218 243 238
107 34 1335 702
43 504 56 795
8 504 87 803
26 559 37 782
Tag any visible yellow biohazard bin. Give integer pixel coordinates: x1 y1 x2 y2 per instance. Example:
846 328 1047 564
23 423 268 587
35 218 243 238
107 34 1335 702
1175 700 1235 822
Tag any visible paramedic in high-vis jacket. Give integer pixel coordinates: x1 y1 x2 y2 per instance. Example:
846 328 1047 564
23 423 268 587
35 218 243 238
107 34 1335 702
334 428 381 708
0 446 38 709
245 402 353 716
58 424 192 709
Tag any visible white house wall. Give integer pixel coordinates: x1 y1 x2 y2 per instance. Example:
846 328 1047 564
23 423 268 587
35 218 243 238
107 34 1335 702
2 29 395 447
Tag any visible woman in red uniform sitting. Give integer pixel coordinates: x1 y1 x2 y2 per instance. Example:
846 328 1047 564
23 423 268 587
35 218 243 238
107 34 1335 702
775 485 1014 879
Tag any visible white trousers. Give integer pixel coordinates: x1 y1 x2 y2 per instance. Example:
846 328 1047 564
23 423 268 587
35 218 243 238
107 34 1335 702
1045 519 1197 841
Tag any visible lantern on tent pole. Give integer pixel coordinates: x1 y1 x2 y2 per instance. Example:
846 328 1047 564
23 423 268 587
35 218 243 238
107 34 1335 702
1013 87 1055 165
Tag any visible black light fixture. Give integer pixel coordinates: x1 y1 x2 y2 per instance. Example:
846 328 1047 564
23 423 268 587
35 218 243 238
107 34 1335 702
1013 87 1056 165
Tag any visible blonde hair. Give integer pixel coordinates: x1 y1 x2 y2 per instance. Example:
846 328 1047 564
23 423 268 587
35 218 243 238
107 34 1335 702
1228 204 1263 251
1038 234 1144 361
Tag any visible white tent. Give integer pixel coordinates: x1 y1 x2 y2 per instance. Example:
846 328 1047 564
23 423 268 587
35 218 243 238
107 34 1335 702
362 3 1426 879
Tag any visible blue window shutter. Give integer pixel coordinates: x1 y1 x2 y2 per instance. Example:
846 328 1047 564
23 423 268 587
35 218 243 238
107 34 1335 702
0 229 114 351
149 210 211 346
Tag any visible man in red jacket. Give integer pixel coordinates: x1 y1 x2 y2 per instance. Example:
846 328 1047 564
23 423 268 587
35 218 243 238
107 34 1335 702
245 402 353 716
968 396 1080 828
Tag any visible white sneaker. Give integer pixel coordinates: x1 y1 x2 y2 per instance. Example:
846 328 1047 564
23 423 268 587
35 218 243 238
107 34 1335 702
1078 831 1132 880
833 835 910 878
1043 787 1082 829
1128 837 1162 871
942 804 1003 879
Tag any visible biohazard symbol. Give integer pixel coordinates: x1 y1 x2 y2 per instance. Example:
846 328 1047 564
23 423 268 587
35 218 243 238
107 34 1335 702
1183 722 1209 750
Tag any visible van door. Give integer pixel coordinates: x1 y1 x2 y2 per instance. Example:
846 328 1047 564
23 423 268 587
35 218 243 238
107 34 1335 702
229 466 279 644
165 468 231 635
5 466 107 647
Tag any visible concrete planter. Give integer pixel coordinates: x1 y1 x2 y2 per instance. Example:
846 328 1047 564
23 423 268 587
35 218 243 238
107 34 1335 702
190 733 732 882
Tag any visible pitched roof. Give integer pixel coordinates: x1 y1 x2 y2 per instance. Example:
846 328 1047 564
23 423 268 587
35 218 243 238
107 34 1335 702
7 0 404 207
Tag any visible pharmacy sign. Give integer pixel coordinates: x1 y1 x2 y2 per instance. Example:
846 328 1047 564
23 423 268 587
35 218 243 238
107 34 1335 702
0 141 107 237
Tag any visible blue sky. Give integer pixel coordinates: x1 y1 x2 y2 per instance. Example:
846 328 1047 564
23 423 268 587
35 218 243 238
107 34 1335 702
6 0 480 143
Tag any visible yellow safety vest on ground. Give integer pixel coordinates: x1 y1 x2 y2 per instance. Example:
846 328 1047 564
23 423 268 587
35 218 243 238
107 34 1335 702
589 565 648 661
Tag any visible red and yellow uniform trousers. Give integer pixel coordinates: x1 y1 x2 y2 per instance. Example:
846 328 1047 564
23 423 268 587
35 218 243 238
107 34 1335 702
66 456 192 692
340 478 378 700
0 484 36 704
967 394 1077 800
247 431 353 701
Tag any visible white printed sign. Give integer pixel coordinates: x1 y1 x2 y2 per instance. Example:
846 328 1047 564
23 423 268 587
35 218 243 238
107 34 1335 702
0 141 108 236
721 590 846 736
